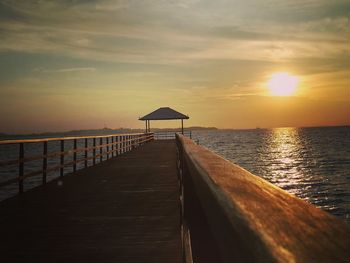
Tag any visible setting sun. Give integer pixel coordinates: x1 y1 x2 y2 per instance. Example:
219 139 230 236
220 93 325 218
267 72 299 96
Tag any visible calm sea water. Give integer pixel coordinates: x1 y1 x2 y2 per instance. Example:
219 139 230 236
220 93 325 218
192 126 350 222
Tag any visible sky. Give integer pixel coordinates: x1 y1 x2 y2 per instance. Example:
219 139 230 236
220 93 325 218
0 0 349 133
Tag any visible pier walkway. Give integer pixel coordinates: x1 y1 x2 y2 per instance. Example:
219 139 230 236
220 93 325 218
0 140 181 262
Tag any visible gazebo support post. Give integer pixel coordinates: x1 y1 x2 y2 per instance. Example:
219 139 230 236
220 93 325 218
148 120 151 133
145 121 148 133
181 119 184 134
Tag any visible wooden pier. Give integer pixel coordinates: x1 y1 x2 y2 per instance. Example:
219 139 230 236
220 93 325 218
0 140 181 262
1 132 350 262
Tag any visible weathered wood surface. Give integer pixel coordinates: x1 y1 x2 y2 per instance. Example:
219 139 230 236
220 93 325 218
0 140 181 262
177 134 350 263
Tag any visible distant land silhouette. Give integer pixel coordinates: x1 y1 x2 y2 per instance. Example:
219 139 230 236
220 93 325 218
0 127 217 140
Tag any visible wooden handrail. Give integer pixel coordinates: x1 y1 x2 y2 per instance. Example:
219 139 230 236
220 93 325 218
0 132 148 145
0 134 154 166
176 134 350 263
0 133 154 194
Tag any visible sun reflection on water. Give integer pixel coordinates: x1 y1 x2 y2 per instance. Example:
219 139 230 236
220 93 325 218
262 127 343 215
265 128 306 195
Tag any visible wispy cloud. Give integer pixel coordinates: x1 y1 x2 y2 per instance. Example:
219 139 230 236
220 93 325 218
33 67 96 73
0 0 349 66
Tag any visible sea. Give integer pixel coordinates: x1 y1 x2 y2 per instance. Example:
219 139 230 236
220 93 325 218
192 126 350 222
0 126 349 222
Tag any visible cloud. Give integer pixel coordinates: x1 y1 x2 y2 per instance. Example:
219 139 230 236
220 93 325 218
0 0 349 67
33 67 96 73
0 1 350 94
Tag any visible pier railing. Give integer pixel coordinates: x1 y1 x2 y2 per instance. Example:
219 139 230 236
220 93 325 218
176 134 350 263
154 130 191 140
0 133 154 194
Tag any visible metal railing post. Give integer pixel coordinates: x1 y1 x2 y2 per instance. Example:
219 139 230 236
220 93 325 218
122 136 125 154
93 138 96 165
107 137 109 159
116 136 119 155
84 138 88 168
43 141 47 184
126 135 128 151
100 137 103 162
111 136 114 157
19 143 24 194
126 135 128 152
73 139 77 172
125 135 127 152
60 140 64 177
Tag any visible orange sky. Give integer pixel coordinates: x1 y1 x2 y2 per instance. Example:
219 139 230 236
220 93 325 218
0 1 349 133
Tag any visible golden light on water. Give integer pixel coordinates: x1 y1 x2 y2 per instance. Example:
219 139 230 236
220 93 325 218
267 127 303 194
267 72 299 96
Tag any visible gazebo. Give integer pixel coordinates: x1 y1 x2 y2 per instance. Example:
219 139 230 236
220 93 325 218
139 107 189 134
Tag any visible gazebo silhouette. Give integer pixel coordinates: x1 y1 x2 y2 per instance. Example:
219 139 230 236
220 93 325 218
139 107 189 134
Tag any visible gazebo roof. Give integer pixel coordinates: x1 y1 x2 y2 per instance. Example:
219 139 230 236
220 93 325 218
139 107 189 120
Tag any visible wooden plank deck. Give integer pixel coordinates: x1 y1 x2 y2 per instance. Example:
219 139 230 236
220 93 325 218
0 140 181 263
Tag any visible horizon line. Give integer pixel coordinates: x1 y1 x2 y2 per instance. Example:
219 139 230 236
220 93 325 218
1 124 350 137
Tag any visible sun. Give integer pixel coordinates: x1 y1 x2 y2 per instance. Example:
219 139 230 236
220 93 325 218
267 72 299 96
